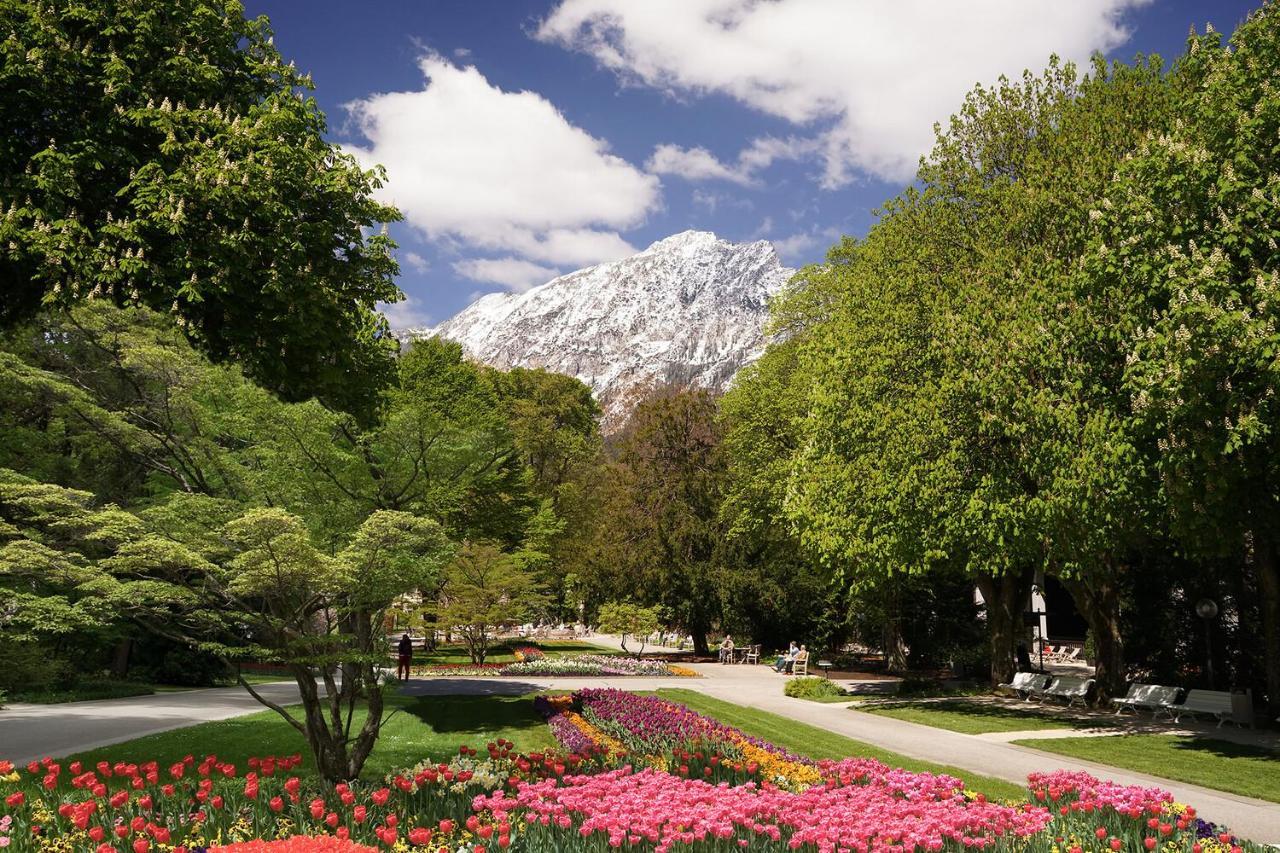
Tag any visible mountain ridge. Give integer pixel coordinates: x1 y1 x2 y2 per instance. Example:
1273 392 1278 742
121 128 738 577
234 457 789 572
398 230 793 429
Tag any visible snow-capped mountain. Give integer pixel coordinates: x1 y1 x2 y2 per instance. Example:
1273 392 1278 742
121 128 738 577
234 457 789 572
399 231 793 430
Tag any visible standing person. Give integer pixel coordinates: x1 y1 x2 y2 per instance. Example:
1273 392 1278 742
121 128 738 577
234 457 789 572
396 632 414 681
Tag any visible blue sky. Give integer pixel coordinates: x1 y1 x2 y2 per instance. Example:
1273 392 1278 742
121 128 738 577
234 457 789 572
244 0 1258 327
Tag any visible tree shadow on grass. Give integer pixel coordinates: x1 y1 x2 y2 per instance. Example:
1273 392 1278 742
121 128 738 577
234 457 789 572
399 693 547 738
1165 735 1280 761
870 699 1121 730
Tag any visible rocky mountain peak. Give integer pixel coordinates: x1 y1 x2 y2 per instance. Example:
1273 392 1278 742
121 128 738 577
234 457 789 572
398 231 793 430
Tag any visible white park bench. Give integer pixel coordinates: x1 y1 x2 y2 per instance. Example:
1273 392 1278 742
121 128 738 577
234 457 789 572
1038 675 1094 708
997 672 1051 700
1159 689 1244 727
791 651 809 677
1113 683 1180 716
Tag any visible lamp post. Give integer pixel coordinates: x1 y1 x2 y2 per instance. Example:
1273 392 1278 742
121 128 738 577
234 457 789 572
1195 598 1218 689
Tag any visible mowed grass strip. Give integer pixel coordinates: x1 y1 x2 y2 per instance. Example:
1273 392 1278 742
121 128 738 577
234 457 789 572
856 699 1112 735
655 689 1026 801
1012 734 1280 803
64 694 556 781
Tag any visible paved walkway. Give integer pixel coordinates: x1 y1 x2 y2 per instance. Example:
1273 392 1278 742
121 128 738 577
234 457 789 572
2 662 1277 843
0 681 302 764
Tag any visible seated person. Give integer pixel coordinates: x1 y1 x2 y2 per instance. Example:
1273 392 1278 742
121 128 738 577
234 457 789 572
718 635 735 663
774 640 799 672
788 645 808 674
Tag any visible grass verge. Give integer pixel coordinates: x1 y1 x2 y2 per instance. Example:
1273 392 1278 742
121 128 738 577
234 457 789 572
655 689 1026 801
856 699 1118 735
1013 734 1280 803
63 694 556 781
6 680 156 704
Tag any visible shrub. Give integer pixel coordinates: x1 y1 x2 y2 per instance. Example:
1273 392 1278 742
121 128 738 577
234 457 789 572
146 644 231 686
783 676 845 700
0 641 74 694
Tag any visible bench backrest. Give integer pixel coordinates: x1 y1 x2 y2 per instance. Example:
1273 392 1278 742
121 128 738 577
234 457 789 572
1047 676 1092 696
1153 685 1181 705
1010 672 1044 690
1123 684 1180 705
1179 689 1233 713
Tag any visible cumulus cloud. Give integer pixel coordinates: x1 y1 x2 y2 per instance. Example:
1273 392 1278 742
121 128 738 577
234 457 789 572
400 250 430 273
345 54 660 279
768 226 842 264
453 257 560 292
648 136 816 187
379 295 433 329
648 144 756 186
539 0 1148 185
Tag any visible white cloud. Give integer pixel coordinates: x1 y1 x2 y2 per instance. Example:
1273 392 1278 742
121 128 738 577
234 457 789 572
379 295 433 329
648 136 816 187
771 226 841 263
453 257 560 292
539 0 1148 185
401 250 430 273
648 144 756 186
345 54 660 272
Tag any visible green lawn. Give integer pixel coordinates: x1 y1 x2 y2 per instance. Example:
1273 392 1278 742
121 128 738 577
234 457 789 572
857 699 1118 735
656 689 1027 801
1013 734 1280 803
413 640 618 666
64 694 556 780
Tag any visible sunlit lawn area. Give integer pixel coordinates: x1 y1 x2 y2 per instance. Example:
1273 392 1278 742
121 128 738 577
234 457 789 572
656 689 1027 801
412 639 619 666
1014 734 1280 803
856 699 1121 735
64 694 556 781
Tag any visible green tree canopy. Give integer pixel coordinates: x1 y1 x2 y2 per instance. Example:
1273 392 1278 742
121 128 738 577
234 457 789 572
0 0 402 418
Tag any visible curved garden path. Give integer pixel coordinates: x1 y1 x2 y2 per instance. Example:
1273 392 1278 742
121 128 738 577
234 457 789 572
1 660 1276 843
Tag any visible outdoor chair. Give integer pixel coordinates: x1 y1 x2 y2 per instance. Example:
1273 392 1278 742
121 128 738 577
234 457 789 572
1038 675 1094 708
1158 689 1245 727
743 644 760 665
791 651 809 677
1113 683 1180 716
997 671 1051 700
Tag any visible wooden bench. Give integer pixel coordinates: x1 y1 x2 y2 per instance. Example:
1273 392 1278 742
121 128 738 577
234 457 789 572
1113 683 1180 716
1038 675 1094 708
791 651 809 677
997 672 1051 700
1160 689 1243 727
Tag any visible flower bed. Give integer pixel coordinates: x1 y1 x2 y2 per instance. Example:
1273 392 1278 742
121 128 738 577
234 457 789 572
511 646 545 663
0 700 1266 853
564 688 820 789
419 654 695 678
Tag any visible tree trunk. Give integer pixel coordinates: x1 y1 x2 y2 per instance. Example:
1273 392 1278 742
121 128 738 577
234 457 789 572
1060 574 1126 699
692 628 709 657
110 638 133 679
1254 537 1280 717
882 580 907 673
976 570 1031 686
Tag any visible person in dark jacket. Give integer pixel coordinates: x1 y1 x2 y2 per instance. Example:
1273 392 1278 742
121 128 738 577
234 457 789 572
397 633 414 681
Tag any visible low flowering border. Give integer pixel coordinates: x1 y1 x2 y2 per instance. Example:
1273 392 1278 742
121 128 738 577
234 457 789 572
572 688 822 790
419 655 698 678
0 709 1267 853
